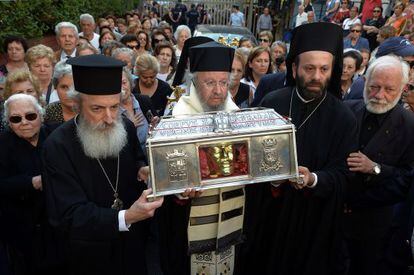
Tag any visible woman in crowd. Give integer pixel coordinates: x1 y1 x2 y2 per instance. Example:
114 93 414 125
0 94 59 274
229 49 250 107
76 42 99 56
154 42 177 85
142 18 152 35
121 68 155 153
241 46 272 102
363 5 385 51
133 54 172 116
25 44 54 104
44 61 76 125
385 1 407 36
151 29 170 50
270 41 287 72
136 30 152 56
3 70 42 102
332 0 350 25
173 25 191 60
357 48 371 75
238 37 255 49
258 31 273 49
112 47 135 73
0 36 28 90
341 50 364 99
99 30 116 53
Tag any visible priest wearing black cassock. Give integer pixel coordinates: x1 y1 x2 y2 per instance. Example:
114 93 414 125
42 54 163 275
238 23 359 275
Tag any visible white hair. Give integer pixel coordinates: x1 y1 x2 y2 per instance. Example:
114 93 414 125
112 47 135 63
174 25 191 41
3 94 44 126
363 55 409 113
80 13 95 24
53 60 73 87
365 55 409 92
55 22 79 38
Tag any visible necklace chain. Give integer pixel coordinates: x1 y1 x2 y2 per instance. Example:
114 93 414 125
289 89 327 130
97 155 120 195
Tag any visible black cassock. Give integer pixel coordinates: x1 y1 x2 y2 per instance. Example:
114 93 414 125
42 118 149 275
237 87 358 275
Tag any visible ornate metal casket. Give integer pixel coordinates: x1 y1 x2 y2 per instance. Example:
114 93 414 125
146 108 299 197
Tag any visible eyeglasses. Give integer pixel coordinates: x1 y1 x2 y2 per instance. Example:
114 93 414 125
202 80 229 89
127 45 139 50
9 113 38 124
350 29 361 33
259 38 270 43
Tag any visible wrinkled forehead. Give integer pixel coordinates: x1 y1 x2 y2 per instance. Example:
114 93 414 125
297 50 334 65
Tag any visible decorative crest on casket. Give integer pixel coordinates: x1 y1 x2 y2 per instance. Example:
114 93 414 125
166 149 189 182
213 112 232 133
260 138 283 172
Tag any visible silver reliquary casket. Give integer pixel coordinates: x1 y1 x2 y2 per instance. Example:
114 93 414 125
146 108 299 197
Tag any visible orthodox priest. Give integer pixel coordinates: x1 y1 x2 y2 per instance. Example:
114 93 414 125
156 42 243 275
239 23 359 274
42 54 163 275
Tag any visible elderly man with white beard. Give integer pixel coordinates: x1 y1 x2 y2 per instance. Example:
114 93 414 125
344 55 414 275
42 54 163 275
156 41 245 275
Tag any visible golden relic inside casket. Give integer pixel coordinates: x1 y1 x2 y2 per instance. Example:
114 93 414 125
146 108 300 197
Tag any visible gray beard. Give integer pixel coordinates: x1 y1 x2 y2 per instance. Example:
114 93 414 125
76 115 128 159
198 92 228 112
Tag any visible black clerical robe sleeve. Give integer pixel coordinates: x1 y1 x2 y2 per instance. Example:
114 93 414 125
42 142 119 241
311 105 359 198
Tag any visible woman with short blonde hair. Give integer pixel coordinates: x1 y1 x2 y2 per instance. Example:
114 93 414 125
133 54 172 116
25 44 54 103
3 69 42 101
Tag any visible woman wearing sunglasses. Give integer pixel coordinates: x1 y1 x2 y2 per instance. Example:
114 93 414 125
0 93 59 273
363 5 385 51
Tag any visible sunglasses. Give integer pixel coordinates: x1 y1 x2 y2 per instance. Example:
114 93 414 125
350 29 361 33
409 61 414 68
9 113 38 124
127 45 139 50
259 38 270 43
154 38 166 43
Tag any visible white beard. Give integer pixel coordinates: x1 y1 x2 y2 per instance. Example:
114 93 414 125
364 94 400 114
76 115 128 159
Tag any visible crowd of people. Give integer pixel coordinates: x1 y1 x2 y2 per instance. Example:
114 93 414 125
1 1 414 275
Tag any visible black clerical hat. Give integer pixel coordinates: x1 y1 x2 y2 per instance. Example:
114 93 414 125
66 54 125 95
286 22 344 98
189 41 234 72
172 36 214 86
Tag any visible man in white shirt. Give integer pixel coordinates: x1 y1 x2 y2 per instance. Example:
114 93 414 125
79 13 100 50
229 5 245 27
54 22 78 62
295 5 308 27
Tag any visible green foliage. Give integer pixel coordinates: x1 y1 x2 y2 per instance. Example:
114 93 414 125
0 0 141 52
